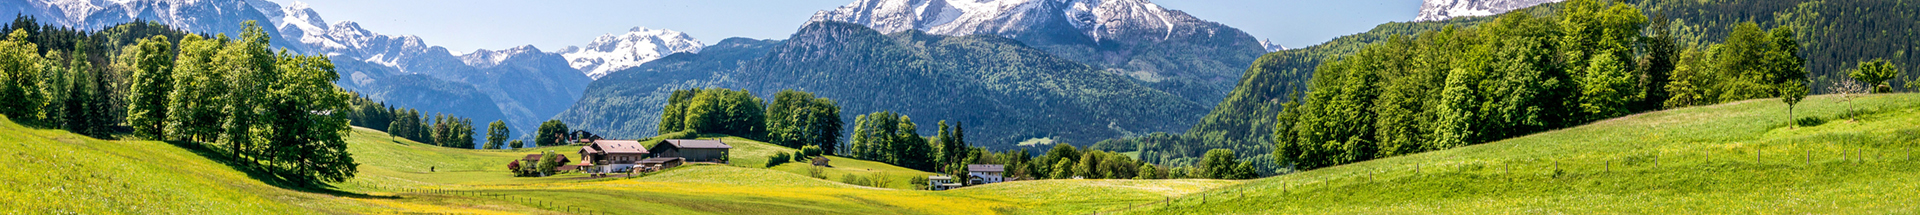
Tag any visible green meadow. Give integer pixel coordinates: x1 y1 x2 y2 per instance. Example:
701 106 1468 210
1125 94 1920 214
4 94 1915 214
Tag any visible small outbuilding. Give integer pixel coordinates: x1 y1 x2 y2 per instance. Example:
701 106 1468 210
651 139 733 163
636 157 686 172
928 175 963 191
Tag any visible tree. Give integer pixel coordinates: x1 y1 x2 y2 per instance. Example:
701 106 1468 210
1135 164 1159 179
0 30 44 122
1781 80 1808 126
1229 161 1257 179
536 120 569 146
126 35 174 140
1050 159 1074 179
1849 59 1900 94
509 140 525 148
1199 149 1239 179
260 53 356 187
536 151 561 176
486 120 509 149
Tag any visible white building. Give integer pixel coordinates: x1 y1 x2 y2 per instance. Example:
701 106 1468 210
967 164 1006 184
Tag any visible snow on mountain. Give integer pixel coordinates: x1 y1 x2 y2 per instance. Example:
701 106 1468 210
555 27 704 79
2 0 310 52
1260 38 1287 52
461 45 540 68
1414 0 1561 22
809 0 1194 42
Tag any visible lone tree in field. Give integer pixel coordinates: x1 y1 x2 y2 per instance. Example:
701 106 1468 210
1849 59 1901 93
485 120 508 149
1781 80 1808 126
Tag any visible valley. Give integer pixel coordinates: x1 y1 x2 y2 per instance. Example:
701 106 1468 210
4 0 1919 213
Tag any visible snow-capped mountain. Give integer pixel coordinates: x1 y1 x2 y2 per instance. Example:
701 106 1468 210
1 0 312 52
808 0 1267 108
810 0 1196 43
3 0 600 144
1414 0 1561 22
555 27 704 79
1260 39 1287 52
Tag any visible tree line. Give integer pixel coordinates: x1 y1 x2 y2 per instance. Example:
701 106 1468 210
344 96 493 149
1270 0 1835 170
0 19 355 187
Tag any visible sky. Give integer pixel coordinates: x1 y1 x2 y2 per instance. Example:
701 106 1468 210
270 0 1425 53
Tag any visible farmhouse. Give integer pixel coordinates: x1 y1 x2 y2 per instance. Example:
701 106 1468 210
518 154 575 172
520 154 572 164
651 139 733 163
927 175 963 191
579 140 649 173
967 164 1006 184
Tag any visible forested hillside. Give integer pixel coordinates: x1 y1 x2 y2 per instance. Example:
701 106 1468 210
558 22 1207 149
552 38 782 140
1112 0 1920 172
0 20 357 186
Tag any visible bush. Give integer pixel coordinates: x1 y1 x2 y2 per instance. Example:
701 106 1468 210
768 152 792 167
800 145 823 158
839 173 893 187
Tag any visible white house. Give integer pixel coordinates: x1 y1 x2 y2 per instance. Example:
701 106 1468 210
967 164 1006 184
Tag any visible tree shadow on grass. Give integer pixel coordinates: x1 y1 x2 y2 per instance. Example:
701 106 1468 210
163 140 400 200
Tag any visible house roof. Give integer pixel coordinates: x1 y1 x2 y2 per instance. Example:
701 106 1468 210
591 140 649 154
967 164 1005 172
523 154 570 162
638 157 685 164
662 139 733 149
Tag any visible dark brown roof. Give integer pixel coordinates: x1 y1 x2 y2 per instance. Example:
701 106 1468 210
522 154 571 163
638 157 685 164
967 164 1004 172
663 139 733 149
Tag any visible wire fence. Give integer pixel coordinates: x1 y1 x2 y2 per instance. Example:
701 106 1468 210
1096 146 1918 214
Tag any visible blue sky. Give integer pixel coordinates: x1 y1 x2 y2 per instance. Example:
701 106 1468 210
271 0 1423 53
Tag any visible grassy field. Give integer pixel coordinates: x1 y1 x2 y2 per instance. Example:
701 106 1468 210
11 94 1909 214
1123 94 1920 214
0 114 1237 214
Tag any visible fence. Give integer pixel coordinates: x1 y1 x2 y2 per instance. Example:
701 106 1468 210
1095 145 1917 214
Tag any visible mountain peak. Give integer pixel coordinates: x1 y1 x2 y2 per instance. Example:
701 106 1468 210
461 45 546 68
557 26 705 79
810 0 1195 42
1414 0 1562 22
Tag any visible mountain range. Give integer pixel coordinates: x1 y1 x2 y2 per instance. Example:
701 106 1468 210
1414 0 1562 21
1 0 708 144
810 0 1267 107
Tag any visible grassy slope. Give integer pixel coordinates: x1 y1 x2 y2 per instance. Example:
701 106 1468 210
0 116 502 214
1125 94 1920 214
0 115 1236 214
331 128 1238 214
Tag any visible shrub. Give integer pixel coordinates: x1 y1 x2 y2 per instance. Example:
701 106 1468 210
768 152 792 167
